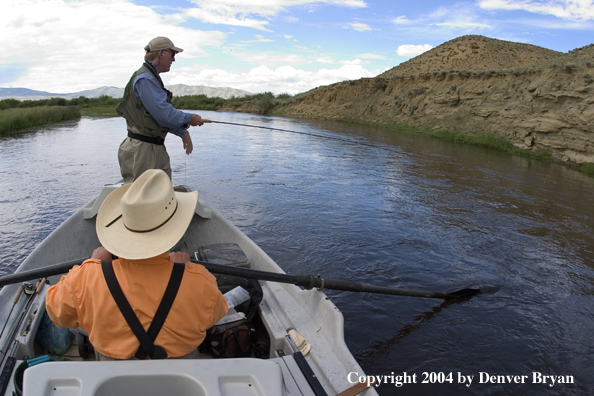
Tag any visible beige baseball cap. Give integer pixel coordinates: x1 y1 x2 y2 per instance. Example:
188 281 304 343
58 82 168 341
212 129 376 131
144 37 184 53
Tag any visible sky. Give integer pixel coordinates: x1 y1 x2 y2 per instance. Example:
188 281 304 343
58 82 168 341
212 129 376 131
1 0 594 95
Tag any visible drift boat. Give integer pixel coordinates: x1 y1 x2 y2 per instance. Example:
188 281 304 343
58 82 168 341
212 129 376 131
0 182 377 396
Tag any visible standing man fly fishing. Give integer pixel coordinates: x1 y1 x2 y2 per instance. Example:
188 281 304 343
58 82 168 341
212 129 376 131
116 36 205 183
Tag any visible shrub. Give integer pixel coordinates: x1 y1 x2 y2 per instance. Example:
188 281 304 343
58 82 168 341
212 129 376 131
0 98 20 110
256 92 275 115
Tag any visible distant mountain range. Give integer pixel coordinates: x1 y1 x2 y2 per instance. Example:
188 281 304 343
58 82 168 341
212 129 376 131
0 85 253 101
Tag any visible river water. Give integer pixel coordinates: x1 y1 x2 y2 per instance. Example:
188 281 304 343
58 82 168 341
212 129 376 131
1 111 593 395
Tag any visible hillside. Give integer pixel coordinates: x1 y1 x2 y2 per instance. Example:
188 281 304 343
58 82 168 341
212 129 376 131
380 35 563 77
279 35 594 166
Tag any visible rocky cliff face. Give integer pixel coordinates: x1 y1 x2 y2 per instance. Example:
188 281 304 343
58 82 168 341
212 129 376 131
279 36 594 165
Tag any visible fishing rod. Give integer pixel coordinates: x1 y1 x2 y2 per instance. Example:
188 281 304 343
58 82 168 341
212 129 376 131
201 119 379 148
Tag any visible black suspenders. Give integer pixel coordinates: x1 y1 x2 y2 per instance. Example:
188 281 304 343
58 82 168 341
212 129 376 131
101 261 185 359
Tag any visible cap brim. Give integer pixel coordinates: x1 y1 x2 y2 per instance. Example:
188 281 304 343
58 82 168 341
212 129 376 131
96 185 197 260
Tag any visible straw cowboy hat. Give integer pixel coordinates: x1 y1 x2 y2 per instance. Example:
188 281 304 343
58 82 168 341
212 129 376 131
96 169 198 259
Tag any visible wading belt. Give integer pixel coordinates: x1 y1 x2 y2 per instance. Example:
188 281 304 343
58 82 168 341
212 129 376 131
101 261 185 359
127 131 165 145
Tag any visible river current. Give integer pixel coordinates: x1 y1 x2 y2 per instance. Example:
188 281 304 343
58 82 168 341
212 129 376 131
1 111 593 395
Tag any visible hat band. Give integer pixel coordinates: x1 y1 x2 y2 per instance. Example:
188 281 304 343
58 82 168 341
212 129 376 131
122 202 178 233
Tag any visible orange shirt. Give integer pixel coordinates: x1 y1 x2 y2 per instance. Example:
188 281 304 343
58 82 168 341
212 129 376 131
45 254 228 359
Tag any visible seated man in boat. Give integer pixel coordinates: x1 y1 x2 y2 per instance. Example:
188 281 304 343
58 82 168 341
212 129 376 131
45 169 228 360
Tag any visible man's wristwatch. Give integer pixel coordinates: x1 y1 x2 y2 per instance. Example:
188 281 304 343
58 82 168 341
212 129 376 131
182 123 189 130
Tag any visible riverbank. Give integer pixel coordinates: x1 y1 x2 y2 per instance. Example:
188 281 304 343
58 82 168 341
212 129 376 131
275 36 594 175
271 112 594 176
0 96 121 136
0 106 80 137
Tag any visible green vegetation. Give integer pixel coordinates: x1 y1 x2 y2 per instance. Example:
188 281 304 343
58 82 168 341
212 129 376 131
0 97 70 110
429 129 553 161
0 95 122 136
70 95 120 117
0 106 80 136
377 121 555 162
0 92 297 136
569 162 594 177
172 94 227 110
172 92 295 115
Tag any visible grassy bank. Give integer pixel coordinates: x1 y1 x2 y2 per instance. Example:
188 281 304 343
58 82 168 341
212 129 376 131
0 106 81 136
172 92 294 114
0 96 121 136
70 96 120 117
369 119 555 162
324 116 594 172
349 117 594 176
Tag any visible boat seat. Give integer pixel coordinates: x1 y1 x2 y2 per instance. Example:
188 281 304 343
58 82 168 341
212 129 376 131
22 357 312 396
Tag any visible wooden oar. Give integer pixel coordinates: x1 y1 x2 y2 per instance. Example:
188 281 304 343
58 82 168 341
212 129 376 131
0 259 86 288
191 260 483 300
0 258 483 300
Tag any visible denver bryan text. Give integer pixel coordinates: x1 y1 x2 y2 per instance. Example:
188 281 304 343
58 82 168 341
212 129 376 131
477 372 574 387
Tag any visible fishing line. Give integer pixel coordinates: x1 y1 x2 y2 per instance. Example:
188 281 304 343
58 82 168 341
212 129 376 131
203 119 379 148
182 128 202 187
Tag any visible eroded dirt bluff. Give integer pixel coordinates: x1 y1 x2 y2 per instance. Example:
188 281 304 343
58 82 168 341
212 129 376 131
278 36 594 165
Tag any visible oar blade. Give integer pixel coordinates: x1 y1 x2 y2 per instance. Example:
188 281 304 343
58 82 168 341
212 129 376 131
444 288 481 300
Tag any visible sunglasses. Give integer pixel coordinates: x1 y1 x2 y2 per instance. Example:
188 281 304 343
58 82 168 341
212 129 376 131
163 50 176 60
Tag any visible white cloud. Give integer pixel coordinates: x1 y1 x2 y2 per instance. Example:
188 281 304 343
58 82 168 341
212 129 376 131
480 0 594 21
235 34 275 43
316 56 335 63
186 0 367 31
330 0 367 6
429 5 494 30
356 53 387 60
396 44 433 57
394 5 491 34
168 63 379 95
339 59 364 65
349 22 373 31
255 35 274 42
225 51 308 66
1 0 225 92
293 45 314 52
433 21 492 28
185 6 271 31
392 16 410 24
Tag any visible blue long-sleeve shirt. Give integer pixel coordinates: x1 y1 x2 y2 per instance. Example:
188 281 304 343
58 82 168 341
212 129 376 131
133 65 190 138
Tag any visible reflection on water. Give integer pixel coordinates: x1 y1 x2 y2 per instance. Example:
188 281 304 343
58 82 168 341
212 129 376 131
1 112 594 395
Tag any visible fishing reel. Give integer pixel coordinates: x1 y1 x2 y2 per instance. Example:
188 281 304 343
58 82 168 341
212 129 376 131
22 283 36 296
